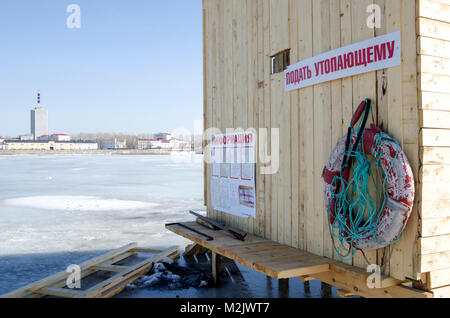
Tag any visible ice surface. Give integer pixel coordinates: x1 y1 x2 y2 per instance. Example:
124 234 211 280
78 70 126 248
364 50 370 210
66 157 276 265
0 154 205 294
4 195 159 211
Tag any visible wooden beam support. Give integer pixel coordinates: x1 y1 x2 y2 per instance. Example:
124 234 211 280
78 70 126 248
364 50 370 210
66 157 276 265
212 251 221 286
35 287 81 298
183 243 209 257
131 248 164 254
298 275 314 283
310 262 432 298
337 289 357 298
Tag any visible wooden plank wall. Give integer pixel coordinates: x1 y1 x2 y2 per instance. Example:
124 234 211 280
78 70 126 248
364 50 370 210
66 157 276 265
417 0 450 297
203 0 421 282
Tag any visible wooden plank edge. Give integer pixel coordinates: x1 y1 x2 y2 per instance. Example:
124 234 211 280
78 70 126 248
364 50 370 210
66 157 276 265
337 289 357 298
0 242 138 298
167 223 331 279
310 263 433 298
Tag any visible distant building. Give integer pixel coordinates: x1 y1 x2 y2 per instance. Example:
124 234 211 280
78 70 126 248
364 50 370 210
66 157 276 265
51 134 71 142
137 138 157 150
100 139 127 150
137 137 191 151
154 133 172 141
3 140 98 151
19 135 34 141
38 134 71 142
30 92 48 140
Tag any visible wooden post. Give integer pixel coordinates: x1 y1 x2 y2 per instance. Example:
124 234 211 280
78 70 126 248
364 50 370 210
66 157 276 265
278 279 289 298
211 251 221 286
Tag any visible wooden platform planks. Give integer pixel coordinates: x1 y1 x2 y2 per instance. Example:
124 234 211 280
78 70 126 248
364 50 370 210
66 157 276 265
166 222 330 279
311 262 432 298
1 244 179 298
167 221 430 297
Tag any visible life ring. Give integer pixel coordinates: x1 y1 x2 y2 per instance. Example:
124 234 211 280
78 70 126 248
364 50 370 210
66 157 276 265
323 101 415 251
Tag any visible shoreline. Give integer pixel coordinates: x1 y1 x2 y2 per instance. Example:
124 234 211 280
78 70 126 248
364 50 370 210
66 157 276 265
0 150 199 156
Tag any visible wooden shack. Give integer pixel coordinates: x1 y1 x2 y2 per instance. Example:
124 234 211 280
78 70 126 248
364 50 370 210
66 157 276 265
200 0 450 297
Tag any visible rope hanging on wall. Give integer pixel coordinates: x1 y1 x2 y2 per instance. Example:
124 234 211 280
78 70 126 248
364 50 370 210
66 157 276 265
323 99 415 263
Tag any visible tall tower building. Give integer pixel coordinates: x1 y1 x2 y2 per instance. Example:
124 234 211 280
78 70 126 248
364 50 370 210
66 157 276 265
31 91 48 140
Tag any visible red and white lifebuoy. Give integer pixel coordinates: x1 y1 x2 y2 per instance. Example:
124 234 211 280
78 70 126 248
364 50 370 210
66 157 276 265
323 105 415 251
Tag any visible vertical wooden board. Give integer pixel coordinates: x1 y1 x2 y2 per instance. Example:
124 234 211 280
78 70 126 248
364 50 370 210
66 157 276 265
398 0 420 280
382 0 405 281
214 0 225 224
330 0 343 148
272 0 291 246
255 0 266 238
350 0 378 269
337 0 354 265
229 0 239 230
269 72 282 243
217 0 226 223
268 1 279 243
262 0 272 240
311 0 331 257
236 0 249 232
247 0 258 235
219 0 234 225
340 0 354 135
204 1 213 218
289 0 300 249
269 0 289 55
374 0 389 130
298 0 314 253
373 0 391 275
325 0 342 261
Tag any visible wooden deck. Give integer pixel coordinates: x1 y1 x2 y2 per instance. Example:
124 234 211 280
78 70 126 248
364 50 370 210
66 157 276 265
166 222 330 279
167 222 434 298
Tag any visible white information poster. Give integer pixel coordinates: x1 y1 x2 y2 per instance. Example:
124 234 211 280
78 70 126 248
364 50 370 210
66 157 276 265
210 132 256 219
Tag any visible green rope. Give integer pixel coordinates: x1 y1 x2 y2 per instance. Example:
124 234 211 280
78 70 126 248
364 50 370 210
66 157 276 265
327 100 402 262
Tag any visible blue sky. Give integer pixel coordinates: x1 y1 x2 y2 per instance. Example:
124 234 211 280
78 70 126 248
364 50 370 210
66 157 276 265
0 0 203 137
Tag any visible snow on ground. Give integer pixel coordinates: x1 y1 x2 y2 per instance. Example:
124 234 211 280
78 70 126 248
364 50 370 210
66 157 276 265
4 195 159 211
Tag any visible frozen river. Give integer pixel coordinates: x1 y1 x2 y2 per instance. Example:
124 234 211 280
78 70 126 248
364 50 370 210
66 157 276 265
0 154 338 298
0 154 204 294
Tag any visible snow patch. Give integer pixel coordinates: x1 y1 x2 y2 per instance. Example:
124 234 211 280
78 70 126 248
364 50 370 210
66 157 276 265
3 196 159 212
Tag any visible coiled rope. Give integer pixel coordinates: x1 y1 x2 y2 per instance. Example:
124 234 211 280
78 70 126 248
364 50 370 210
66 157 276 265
327 99 402 263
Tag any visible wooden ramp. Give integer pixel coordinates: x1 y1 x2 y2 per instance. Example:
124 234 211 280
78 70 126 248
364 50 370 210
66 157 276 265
166 222 330 279
1 243 179 298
